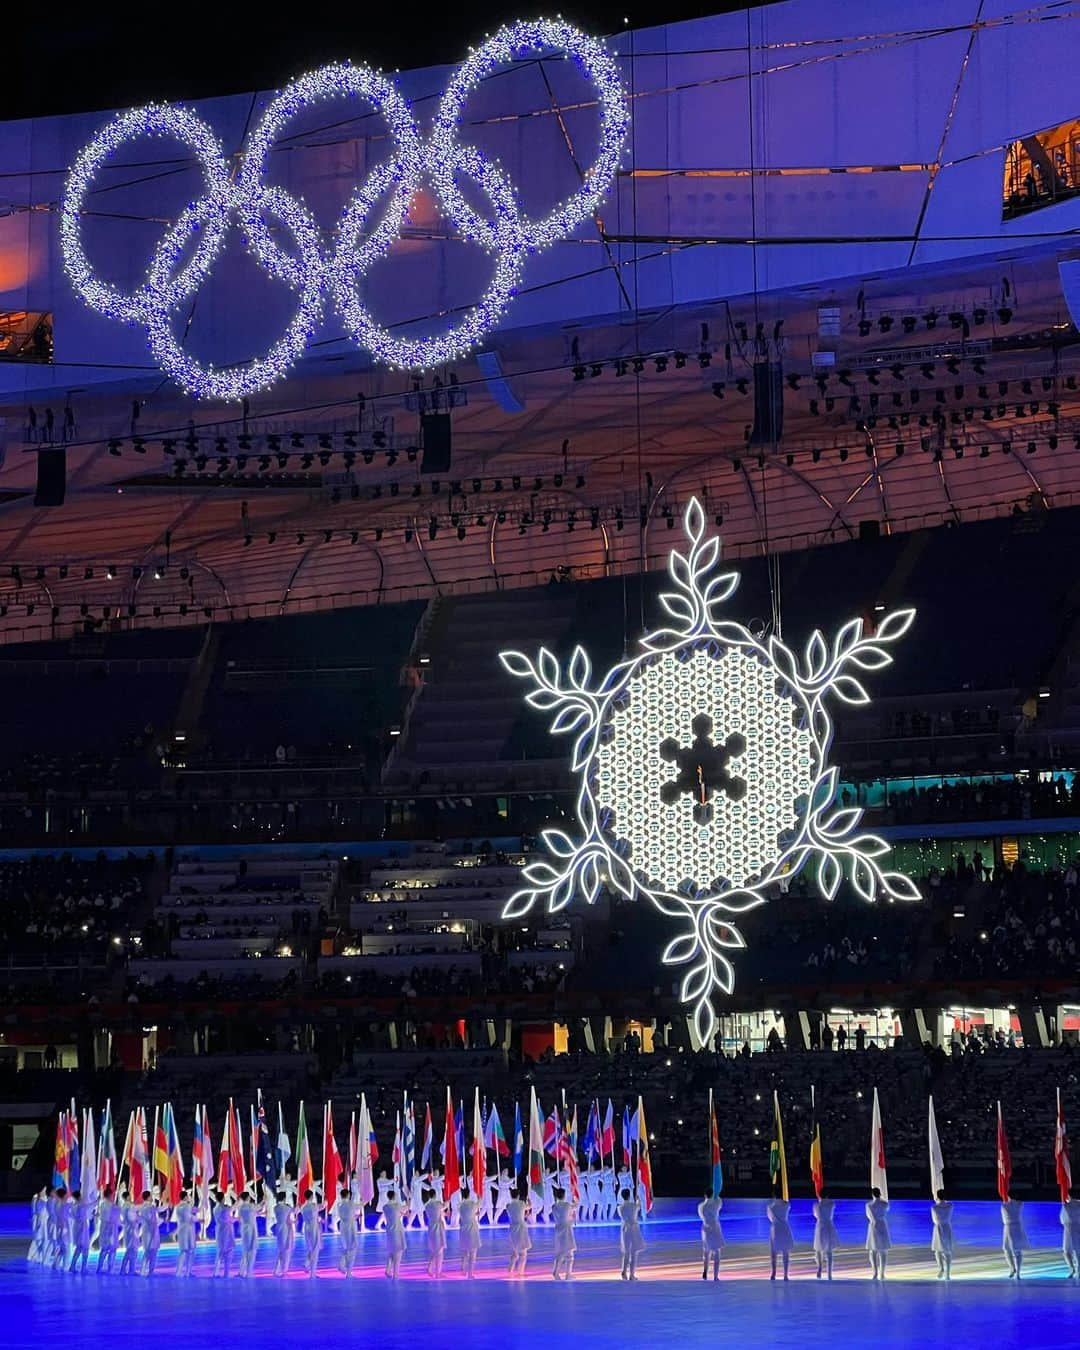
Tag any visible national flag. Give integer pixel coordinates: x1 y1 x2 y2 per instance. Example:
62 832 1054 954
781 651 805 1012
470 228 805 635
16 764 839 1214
421 1102 433 1173
601 1099 615 1159
997 1100 1011 1203
80 1107 98 1204
928 1095 945 1199
402 1099 416 1190
708 1089 723 1197
98 1100 118 1195
255 1093 276 1195
67 1102 80 1194
52 1112 69 1190
870 1087 888 1202
769 1090 788 1202
275 1102 292 1177
129 1106 150 1199
543 1104 561 1157
512 1102 524 1177
485 1103 510 1158
296 1102 314 1200
622 1104 632 1164
165 1102 185 1205
583 1101 600 1165
636 1096 653 1212
809 1086 823 1200
1056 1088 1072 1203
323 1102 343 1206
217 1098 246 1194
192 1105 209 1195
471 1088 486 1200
348 1112 358 1179
456 1101 465 1172
561 1106 580 1205
367 1107 380 1166
528 1087 545 1202
443 1088 460 1201
154 1105 170 1193
197 1105 211 1214
357 1095 375 1206
392 1111 403 1194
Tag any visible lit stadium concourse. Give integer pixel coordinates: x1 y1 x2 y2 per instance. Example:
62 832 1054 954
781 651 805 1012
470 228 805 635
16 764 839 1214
5 1 1080 1348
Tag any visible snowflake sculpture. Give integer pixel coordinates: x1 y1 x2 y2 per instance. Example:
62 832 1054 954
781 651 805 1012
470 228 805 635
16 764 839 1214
499 498 920 1043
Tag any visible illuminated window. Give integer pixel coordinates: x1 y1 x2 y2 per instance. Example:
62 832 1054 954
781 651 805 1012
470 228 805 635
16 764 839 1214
1002 119 1080 219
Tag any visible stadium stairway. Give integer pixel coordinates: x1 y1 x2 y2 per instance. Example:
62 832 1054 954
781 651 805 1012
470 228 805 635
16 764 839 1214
386 586 578 785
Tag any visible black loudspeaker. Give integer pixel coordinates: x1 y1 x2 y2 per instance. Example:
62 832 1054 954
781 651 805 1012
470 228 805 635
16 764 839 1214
859 519 881 543
420 414 452 473
34 447 66 506
748 361 784 446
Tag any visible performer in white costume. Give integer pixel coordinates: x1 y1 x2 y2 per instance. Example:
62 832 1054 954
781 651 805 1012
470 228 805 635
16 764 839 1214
237 1193 259 1278
272 1191 296 1277
552 1186 576 1281
493 1170 513 1226
458 1184 480 1278
69 1190 94 1274
813 1192 839 1281
1062 1192 1080 1279
383 1189 406 1280
337 1188 359 1277
507 1188 532 1275
930 1190 954 1281
374 1171 393 1230
97 1187 121 1276
766 1190 794 1282
118 1194 140 1276
300 1191 323 1277
600 1166 616 1220
138 1192 165 1276
29 1188 48 1264
174 1190 197 1278
408 1171 427 1229
618 1188 644 1281
865 1188 891 1281
698 1191 723 1280
53 1189 73 1271
1001 1197 1027 1279
423 1189 447 1279
213 1195 236 1278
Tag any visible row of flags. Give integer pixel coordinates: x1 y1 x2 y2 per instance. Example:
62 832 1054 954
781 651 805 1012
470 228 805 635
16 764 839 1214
746 1086 1075 1203
49 1091 654 1212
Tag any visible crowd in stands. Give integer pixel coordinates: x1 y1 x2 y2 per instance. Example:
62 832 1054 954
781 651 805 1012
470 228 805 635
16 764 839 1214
880 775 1077 825
0 852 151 961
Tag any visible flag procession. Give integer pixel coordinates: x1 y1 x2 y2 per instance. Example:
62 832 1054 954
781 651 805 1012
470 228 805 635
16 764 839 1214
26 1084 1080 1281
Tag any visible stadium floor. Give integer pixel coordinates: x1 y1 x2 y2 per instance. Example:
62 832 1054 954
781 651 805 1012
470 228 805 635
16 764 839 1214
5 1199 1076 1349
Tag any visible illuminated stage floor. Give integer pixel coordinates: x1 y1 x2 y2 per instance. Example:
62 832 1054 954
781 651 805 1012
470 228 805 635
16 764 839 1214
6 1200 1077 1349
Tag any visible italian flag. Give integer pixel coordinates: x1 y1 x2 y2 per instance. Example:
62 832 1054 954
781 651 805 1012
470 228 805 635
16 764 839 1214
296 1101 314 1200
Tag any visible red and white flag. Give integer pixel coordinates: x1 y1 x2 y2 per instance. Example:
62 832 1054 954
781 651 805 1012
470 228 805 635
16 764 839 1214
471 1087 486 1201
1057 1088 1072 1202
870 1087 888 1202
323 1102 343 1207
997 1100 1012 1202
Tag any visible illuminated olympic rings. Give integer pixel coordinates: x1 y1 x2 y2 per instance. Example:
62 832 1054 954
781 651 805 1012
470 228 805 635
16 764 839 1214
59 20 629 400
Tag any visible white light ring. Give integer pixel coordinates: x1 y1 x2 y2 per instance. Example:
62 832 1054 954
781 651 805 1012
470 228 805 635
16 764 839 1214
331 144 526 370
431 19 629 253
60 103 231 325
143 184 326 401
237 62 423 286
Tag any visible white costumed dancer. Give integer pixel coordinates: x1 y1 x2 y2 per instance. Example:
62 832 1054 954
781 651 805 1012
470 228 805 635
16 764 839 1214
865 1189 891 1281
1062 1194 1080 1279
237 1194 259 1278
53 1190 73 1271
272 1192 296 1277
175 1192 197 1278
601 1166 616 1220
70 1191 94 1274
138 1194 165 1276
97 1188 121 1276
300 1192 323 1277
767 1192 794 1282
29 1188 48 1264
408 1172 427 1229
1001 1198 1027 1279
552 1187 577 1281
618 1188 644 1281
213 1196 236 1278
424 1190 447 1279
699 1192 724 1281
374 1171 393 1231
930 1191 954 1280
493 1170 513 1226
383 1191 406 1280
813 1193 839 1281
507 1189 532 1275
337 1189 359 1277
118 1194 140 1276
459 1185 480 1279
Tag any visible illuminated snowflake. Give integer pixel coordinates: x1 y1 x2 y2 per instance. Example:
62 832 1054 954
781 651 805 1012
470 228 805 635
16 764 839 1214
499 498 920 1043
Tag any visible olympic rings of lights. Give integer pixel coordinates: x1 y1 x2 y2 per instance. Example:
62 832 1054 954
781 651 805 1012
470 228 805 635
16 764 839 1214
60 20 629 399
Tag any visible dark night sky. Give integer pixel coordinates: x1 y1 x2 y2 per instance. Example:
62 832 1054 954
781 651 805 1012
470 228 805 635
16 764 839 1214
12 2 781 117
